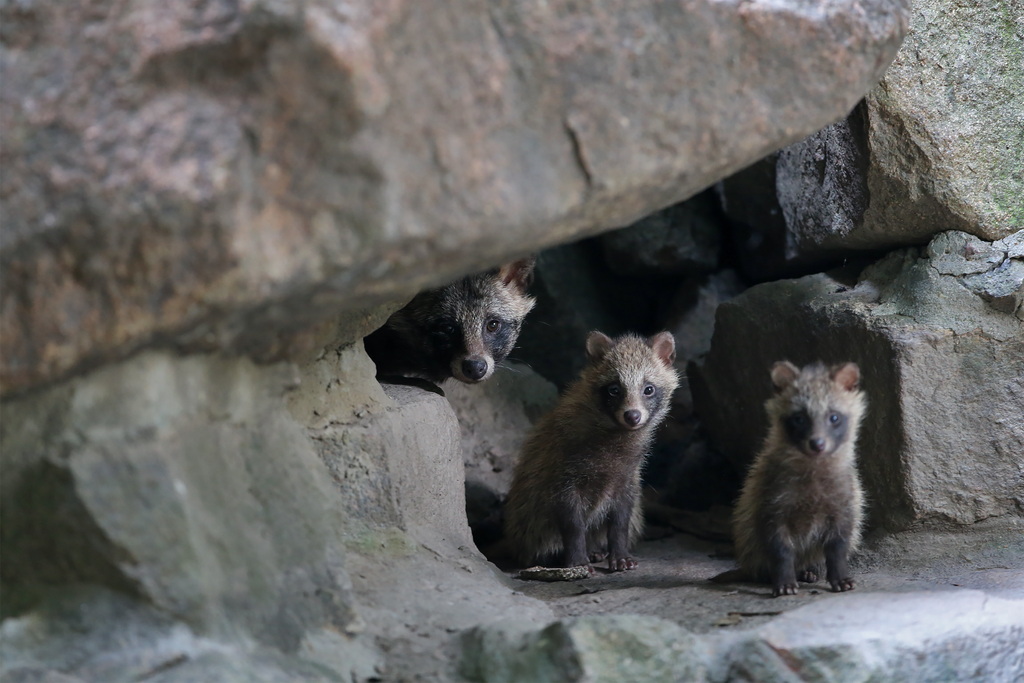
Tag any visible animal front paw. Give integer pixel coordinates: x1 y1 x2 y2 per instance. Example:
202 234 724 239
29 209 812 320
772 582 799 597
608 556 638 572
829 577 855 592
797 569 819 583
589 551 608 563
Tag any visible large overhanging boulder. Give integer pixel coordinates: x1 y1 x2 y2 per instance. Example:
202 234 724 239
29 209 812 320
0 0 909 397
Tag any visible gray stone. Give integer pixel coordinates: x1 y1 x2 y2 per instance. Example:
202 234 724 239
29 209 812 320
599 192 721 277
0 351 381 678
0 586 349 683
662 270 746 369
0 0 909 397
461 591 1024 683
927 230 1009 276
0 336 558 682
714 155 797 282
690 231 1024 531
738 591 1024 682
719 0 1022 272
446 362 558 517
775 110 870 254
295 346 555 680
461 615 707 683
862 0 1024 242
308 375 469 545
962 259 1024 316
997 231 1024 260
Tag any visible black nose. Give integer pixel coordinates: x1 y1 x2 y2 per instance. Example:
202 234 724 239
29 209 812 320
808 438 826 454
623 410 642 427
462 358 488 381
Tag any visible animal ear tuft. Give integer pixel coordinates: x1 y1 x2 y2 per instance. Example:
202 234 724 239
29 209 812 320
648 331 676 366
585 331 614 363
770 361 800 392
831 362 861 392
498 256 536 291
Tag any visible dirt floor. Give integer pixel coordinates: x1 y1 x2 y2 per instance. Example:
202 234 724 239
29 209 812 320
509 526 1024 635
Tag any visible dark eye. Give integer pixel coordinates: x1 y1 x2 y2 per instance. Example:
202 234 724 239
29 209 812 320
485 319 502 334
643 384 655 396
606 384 621 397
788 414 809 429
829 413 842 425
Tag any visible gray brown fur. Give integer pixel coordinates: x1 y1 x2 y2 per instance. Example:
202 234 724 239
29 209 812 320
504 331 679 572
732 361 866 597
364 258 535 384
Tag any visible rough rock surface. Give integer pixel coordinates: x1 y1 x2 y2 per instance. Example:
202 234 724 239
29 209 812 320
718 0 1022 275
461 591 1024 683
445 363 558 528
0 351 378 679
690 231 1024 532
662 270 747 374
598 191 722 277
0 341 554 681
0 0 910 397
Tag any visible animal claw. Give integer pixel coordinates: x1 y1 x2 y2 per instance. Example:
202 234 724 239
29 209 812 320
772 582 799 597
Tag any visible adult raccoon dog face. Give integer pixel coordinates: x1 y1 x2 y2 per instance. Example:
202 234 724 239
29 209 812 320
585 331 678 430
365 257 536 384
769 361 862 457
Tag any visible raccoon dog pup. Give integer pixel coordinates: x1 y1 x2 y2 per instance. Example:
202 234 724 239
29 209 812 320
364 258 535 384
504 331 679 572
733 361 866 597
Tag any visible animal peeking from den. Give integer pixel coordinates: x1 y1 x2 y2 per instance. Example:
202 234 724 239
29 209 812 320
502 330 680 574
363 257 536 385
719 360 867 597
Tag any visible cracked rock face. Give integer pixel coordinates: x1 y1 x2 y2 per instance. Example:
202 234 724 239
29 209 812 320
690 231 1024 531
718 0 1022 275
0 0 909 397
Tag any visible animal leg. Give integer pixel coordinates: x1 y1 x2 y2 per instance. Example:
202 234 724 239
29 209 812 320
824 535 855 592
555 501 592 572
606 497 638 572
767 534 798 597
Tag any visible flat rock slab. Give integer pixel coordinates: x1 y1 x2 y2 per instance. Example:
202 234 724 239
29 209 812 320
464 531 1024 682
0 0 909 397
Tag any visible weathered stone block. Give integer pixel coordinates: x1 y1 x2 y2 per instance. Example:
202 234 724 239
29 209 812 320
690 231 1024 531
0 351 378 674
0 0 909 397
446 363 558 527
461 615 707 683
719 0 1022 275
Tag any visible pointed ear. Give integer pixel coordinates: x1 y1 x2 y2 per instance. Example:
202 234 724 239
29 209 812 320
498 256 536 292
770 361 800 392
648 331 676 367
585 331 614 363
831 362 861 392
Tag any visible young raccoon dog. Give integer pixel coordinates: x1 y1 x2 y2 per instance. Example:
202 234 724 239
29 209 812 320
504 331 679 572
733 361 866 597
364 258 535 384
